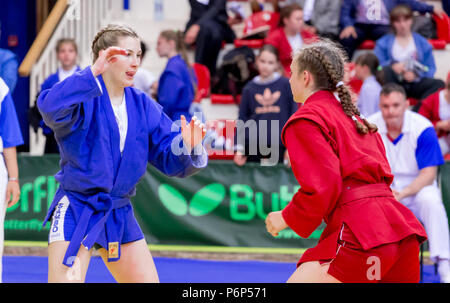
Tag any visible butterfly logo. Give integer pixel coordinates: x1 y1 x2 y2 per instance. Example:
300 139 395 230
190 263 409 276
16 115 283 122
158 183 226 216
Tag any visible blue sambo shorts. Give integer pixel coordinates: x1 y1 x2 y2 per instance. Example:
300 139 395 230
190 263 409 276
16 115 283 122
48 195 144 250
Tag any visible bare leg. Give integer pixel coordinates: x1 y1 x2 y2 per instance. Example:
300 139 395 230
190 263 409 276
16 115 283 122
48 241 93 283
287 261 342 283
97 239 159 283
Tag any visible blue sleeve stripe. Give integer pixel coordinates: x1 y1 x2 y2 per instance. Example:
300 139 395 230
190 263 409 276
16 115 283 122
415 127 444 169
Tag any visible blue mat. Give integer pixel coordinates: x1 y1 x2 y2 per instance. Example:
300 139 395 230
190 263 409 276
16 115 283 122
1 256 442 283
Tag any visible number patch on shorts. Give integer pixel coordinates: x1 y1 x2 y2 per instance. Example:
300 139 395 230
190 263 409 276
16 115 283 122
108 242 119 258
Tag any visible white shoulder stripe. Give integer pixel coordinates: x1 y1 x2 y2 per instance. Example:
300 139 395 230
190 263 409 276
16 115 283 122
0 77 10 106
406 110 433 136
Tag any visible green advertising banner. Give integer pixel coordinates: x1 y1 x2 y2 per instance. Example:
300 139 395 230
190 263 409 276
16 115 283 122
5 155 59 242
5 156 322 248
6 156 450 248
133 160 323 248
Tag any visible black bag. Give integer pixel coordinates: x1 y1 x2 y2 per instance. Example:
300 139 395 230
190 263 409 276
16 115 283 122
412 15 437 39
211 46 258 100
28 93 42 134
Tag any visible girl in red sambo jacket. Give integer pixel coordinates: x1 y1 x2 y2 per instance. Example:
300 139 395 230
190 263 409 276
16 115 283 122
265 41 427 283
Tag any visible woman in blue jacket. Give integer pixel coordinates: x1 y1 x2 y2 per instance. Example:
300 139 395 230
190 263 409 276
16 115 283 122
374 5 444 105
156 30 197 122
38 24 207 283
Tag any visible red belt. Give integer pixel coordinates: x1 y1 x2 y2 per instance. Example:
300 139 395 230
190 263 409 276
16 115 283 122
339 183 394 206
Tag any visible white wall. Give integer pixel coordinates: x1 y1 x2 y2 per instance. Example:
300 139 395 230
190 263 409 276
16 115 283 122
122 0 192 77
124 0 191 21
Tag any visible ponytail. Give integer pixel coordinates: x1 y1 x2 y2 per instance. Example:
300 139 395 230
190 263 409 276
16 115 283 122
293 41 378 134
160 30 190 65
175 30 190 66
160 29 197 96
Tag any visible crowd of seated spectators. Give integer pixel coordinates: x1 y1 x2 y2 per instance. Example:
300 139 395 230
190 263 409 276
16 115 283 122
4 0 450 159
136 0 450 169
191 3 450 283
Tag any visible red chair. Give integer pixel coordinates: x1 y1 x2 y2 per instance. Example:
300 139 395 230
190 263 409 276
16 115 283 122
428 39 446 49
358 40 376 50
192 63 210 103
234 39 265 48
429 13 450 49
433 13 450 43
408 98 419 106
357 37 445 50
210 94 241 104
234 11 279 49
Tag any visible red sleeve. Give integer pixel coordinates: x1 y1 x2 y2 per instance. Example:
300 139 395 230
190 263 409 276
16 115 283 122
281 119 342 238
301 30 319 44
264 30 279 48
418 93 439 128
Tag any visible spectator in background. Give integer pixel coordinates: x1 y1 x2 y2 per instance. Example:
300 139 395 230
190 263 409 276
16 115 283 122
374 5 445 106
0 77 23 283
156 30 197 122
284 0 342 41
35 38 80 154
339 0 445 60
234 45 297 167
184 0 236 77
133 41 156 99
444 0 450 16
250 0 265 13
0 22 18 93
265 4 317 77
354 52 382 117
369 84 450 283
418 73 450 155
248 0 281 14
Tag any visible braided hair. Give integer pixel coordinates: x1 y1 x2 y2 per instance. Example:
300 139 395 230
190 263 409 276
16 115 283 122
292 40 378 134
91 24 139 63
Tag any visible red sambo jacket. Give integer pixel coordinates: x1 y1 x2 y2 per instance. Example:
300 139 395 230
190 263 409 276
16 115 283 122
281 90 427 266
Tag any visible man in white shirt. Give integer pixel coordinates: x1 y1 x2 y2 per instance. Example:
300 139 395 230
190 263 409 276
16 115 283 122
369 83 450 283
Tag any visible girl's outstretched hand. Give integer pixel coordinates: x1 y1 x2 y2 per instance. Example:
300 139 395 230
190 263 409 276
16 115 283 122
91 47 128 76
181 115 207 153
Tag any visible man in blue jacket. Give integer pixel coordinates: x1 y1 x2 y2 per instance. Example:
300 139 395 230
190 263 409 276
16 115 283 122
339 0 445 59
